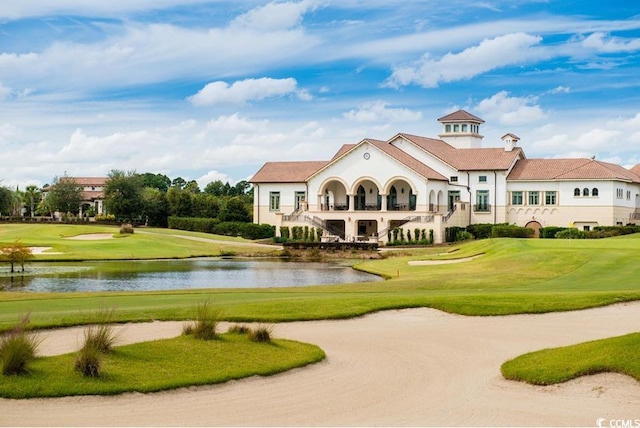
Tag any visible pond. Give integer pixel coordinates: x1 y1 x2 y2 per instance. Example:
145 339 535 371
0 258 382 292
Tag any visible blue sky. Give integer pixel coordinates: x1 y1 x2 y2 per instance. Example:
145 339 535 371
1 1 640 189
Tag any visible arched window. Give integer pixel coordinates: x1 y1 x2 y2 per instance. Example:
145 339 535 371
355 185 366 210
583 188 590 196
574 188 580 196
592 188 599 196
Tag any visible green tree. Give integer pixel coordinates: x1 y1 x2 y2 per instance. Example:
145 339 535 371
166 187 193 217
171 177 187 190
204 180 225 196
0 186 12 216
46 175 83 215
23 185 41 218
141 173 171 192
184 180 201 194
219 196 251 222
104 170 145 221
141 187 169 227
0 242 34 273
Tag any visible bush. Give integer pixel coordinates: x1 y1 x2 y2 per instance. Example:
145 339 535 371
186 300 223 340
0 314 40 376
168 216 220 233
466 223 495 240
119 223 134 234
249 325 272 343
555 228 589 239
94 214 116 222
75 335 103 378
491 225 535 238
540 226 568 239
456 231 474 241
83 308 118 353
445 226 464 243
168 217 275 239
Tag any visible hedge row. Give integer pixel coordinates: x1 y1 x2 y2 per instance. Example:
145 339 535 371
168 216 274 239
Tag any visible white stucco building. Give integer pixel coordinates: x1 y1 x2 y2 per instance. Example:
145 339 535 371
250 110 640 244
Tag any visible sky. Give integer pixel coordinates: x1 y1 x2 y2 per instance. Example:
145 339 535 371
1 1 640 190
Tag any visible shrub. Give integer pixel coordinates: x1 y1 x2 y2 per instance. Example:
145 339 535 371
0 314 40 376
188 300 223 340
83 308 118 353
555 228 589 239
249 325 272 343
94 214 116 222
227 324 251 335
445 226 464 243
491 225 535 238
75 332 103 378
540 226 568 239
456 231 474 241
119 223 134 234
466 223 495 240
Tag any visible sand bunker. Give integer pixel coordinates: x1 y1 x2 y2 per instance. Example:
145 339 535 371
408 254 483 265
1 302 639 426
65 233 114 240
28 247 62 255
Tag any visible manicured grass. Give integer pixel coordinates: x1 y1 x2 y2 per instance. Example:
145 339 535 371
501 332 640 385
0 333 325 399
0 224 279 261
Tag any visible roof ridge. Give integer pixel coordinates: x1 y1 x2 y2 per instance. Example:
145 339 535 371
553 158 593 179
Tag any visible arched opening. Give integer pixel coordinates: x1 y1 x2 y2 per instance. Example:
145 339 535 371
355 185 366 211
319 179 349 211
387 186 398 210
592 188 599 196
525 221 542 238
583 188 589 197
353 178 381 211
574 188 580 196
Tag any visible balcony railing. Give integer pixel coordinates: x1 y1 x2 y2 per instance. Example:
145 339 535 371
473 204 491 213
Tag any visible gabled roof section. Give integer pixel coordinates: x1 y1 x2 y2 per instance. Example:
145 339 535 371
630 164 640 176
508 158 640 183
250 161 328 183
397 133 523 171
368 140 447 181
64 177 108 186
437 110 485 123
331 144 356 161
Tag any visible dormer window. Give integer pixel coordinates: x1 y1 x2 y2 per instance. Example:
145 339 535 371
453 124 459 132
461 124 468 132
445 124 451 132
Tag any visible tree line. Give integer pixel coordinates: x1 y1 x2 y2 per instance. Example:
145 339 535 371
0 171 253 227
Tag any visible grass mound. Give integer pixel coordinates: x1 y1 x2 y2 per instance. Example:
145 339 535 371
501 332 640 385
0 333 325 399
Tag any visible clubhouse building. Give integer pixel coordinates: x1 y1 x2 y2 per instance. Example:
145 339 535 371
250 110 640 244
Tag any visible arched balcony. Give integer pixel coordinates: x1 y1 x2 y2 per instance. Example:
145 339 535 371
353 179 381 211
385 178 416 211
319 179 349 211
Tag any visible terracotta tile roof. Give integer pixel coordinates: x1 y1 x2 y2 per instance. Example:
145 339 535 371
331 144 356 161
250 161 328 183
630 164 640 176
67 177 108 186
368 140 447 181
502 133 520 140
398 133 523 171
82 190 104 200
508 158 640 183
437 110 485 123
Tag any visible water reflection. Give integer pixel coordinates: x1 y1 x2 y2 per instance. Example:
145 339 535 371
0 258 381 292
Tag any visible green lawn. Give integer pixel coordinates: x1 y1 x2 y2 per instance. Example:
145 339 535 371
2 224 640 390
501 332 640 384
0 332 325 399
0 224 279 261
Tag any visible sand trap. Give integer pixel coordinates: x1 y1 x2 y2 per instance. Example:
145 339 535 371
1 302 639 426
65 233 114 240
408 254 483 265
28 246 62 255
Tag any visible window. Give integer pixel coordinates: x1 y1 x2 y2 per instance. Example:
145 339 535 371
475 190 490 212
461 124 468 132
445 124 451 132
294 191 306 211
450 176 458 183
528 191 540 205
627 190 631 200
453 124 459 132
478 175 487 183
545 191 557 205
616 188 623 199
269 192 280 211
583 225 591 231
592 188 599 196
583 188 590 197
574 188 580 196
511 191 523 205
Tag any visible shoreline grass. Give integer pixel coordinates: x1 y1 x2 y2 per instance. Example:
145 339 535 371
0 333 325 399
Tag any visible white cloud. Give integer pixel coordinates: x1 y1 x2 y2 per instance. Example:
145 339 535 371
230 0 320 32
581 32 640 53
188 77 308 106
386 33 543 88
475 91 547 125
196 170 232 189
547 86 570 94
344 100 422 122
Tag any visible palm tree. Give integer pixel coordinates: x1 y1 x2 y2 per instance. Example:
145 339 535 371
23 185 41 218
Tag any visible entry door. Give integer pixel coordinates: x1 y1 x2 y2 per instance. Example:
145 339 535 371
448 191 460 211
295 191 306 211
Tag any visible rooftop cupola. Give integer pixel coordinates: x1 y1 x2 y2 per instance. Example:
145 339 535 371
501 133 520 152
437 110 485 149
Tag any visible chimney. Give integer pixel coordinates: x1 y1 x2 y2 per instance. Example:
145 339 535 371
501 133 520 152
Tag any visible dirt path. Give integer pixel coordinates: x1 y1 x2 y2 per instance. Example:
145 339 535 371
2 303 639 426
